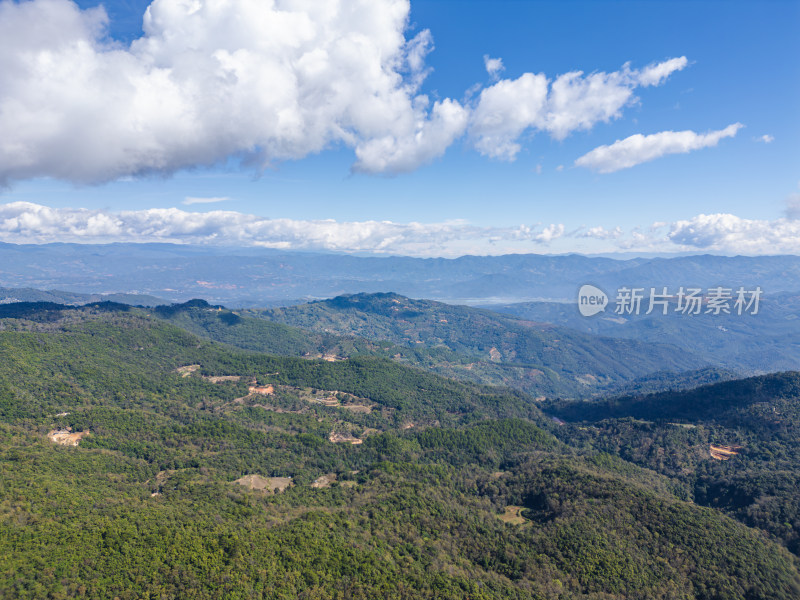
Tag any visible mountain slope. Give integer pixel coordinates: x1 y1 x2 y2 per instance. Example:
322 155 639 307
252 292 707 397
548 371 800 555
0 303 540 427
486 292 800 374
0 304 799 598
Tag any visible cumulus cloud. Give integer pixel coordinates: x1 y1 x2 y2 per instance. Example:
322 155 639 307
470 72 548 160
664 213 800 254
0 202 567 256
0 0 692 183
757 134 775 143
534 223 564 242
576 225 623 240
574 123 742 173
352 97 469 173
183 196 229 205
0 0 467 184
469 57 688 159
3 201 799 256
483 55 504 79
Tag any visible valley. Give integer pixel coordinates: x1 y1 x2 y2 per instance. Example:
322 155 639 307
0 297 798 598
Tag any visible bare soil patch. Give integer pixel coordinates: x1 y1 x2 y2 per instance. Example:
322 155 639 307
249 384 274 395
47 429 89 446
175 365 200 377
710 444 743 460
233 474 293 492
204 375 242 383
328 432 363 445
311 473 337 489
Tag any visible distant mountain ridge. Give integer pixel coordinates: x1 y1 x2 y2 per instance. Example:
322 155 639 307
1 241 799 305
487 291 800 373
0 286 165 306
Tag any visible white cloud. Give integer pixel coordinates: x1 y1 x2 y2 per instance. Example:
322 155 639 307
469 57 688 159
534 223 564 242
183 196 229 205
3 201 800 256
576 225 623 240
636 57 689 87
404 29 435 91
352 97 469 173
574 123 742 173
470 72 549 160
0 0 692 183
664 213 800 254
757 134 775 144
0 201 566 256
0 0 465 184
483 55 504 79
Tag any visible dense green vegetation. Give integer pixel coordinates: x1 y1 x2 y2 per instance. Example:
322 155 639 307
0 304 540 428
1 302 799 599
548 372 800 556
249 292 706 398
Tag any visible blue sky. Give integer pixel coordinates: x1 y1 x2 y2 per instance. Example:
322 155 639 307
0 0 798 255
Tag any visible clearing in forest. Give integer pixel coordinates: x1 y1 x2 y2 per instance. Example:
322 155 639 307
248 384 274 395
233 474 293 492
47 429 89 446
328 432 363 445
204 375 242 383
311 473 337 488
175 365 200 377
710 444 743 460
499 506 530 525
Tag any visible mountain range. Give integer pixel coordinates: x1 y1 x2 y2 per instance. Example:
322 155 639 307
1 300 799 598
487 291 800 373
2 242 799 306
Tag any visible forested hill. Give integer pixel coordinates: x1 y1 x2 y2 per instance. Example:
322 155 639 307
0 303 539 426
1 302 799 598
550 370 800 424
252 292 707 396
547 371 800 557
0 297 706 400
